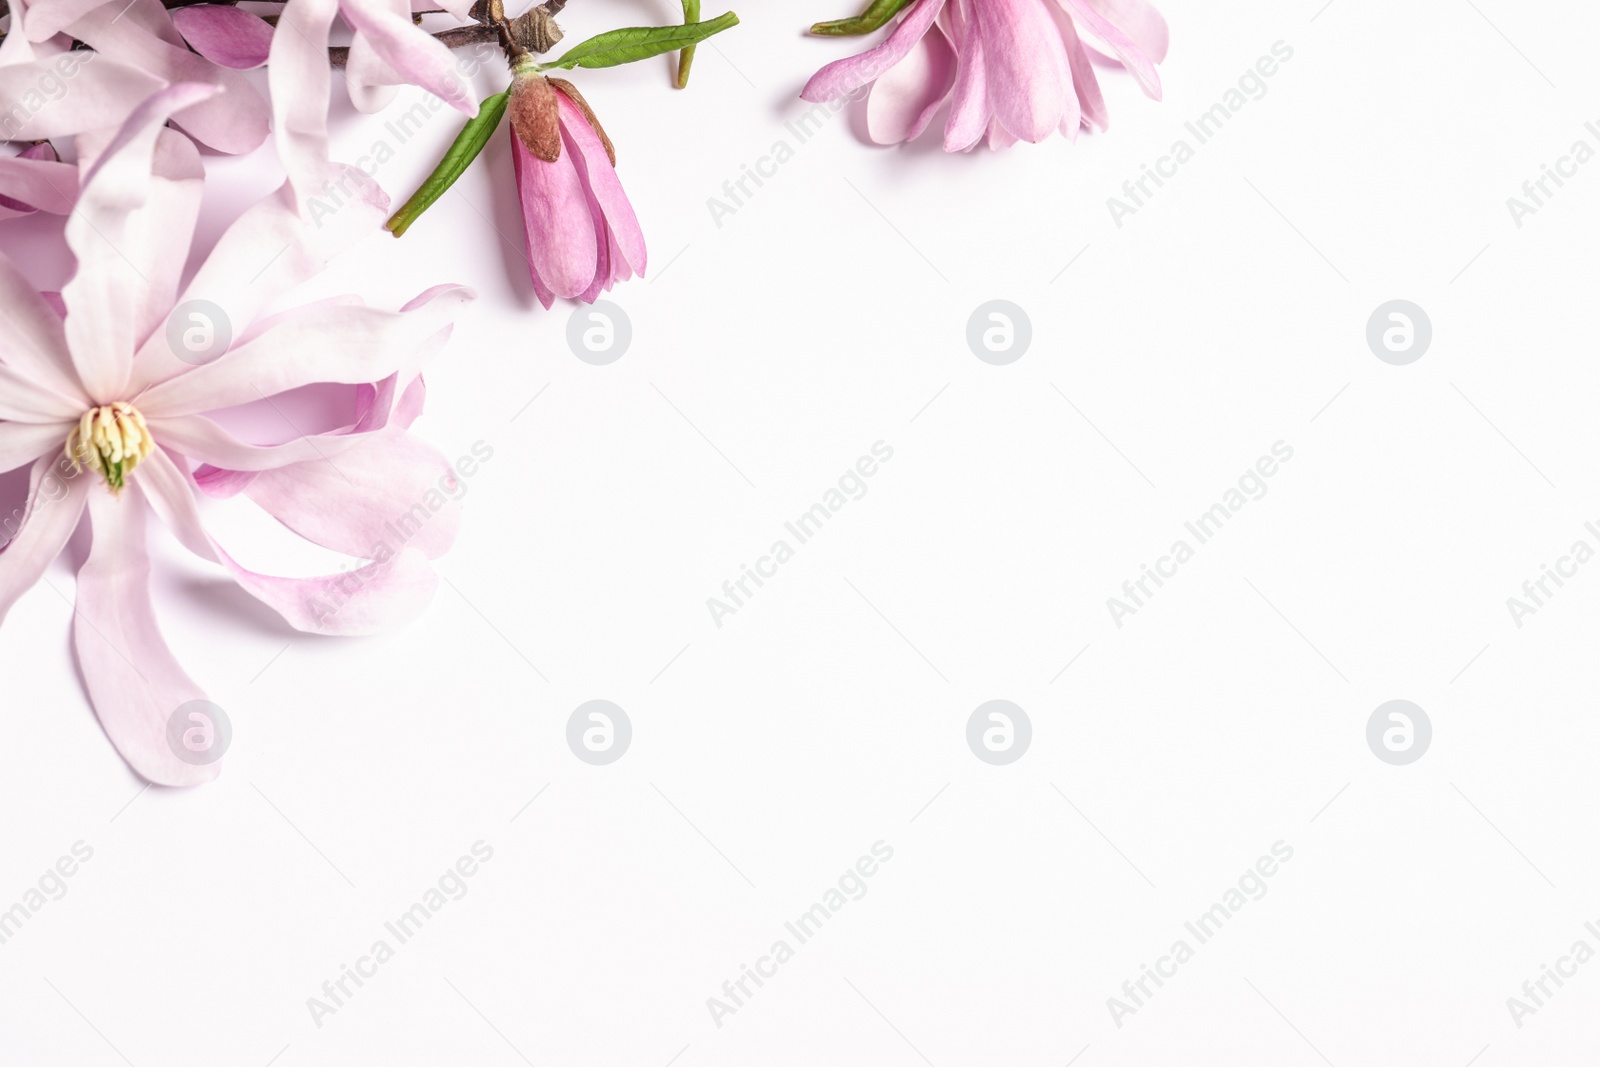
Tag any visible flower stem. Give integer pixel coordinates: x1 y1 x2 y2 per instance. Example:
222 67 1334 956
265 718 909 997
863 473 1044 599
675 0 699 88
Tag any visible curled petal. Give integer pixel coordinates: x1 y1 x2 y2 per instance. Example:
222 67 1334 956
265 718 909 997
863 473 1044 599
341 0 477 116
801 0 945 102
135 447 444 636
218 545 440 636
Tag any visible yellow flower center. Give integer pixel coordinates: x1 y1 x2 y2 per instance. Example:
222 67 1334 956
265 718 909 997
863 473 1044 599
66 402 156 492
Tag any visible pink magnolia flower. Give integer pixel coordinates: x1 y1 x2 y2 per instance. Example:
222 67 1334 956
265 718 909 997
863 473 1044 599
801 0 1167 151
506 66 646 307
0 84 474 785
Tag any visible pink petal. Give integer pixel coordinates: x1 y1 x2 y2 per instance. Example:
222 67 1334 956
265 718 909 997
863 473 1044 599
1082 0 1167 62
134 447 441 635
171 4 274 70
0 251 87 403
217 545 439 635
147 415 381 471
801 0 946 103
1057 2 1106 130
343 32 403 114
137 286 474 417
0 455 86 624
974 0 1069 142
63 82 219 403
512 128 598 303
867 19 956 143
69 0 272 154
267 0 343 201
237 431 464 560
0 422 72 473
131 129 206 351
0 363 84 422
134 446 220 561
22 0 114 42
1055 0 1161 99
942 0 989 152
0 55 165 140
557 92 646 275
578 225 633 304
74 486 221 786
0 144 77 216
132 179 388 391
341 0 477 115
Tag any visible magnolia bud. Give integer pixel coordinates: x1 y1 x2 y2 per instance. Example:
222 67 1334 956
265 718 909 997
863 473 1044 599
508 63 562 162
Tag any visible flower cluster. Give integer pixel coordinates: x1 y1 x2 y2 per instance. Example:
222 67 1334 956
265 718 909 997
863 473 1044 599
803 0 1167 150
0 0 1165 782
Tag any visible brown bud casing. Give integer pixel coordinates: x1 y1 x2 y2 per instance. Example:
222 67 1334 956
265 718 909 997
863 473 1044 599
508 71 562 162
548 78 615 167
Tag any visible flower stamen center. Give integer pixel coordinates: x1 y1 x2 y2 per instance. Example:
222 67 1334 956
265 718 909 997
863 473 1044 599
66 402 155 492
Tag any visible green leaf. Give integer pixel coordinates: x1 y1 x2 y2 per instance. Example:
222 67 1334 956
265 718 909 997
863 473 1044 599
809 0 912 36
538 12 740 72
676 0 701 89
385 91 509 239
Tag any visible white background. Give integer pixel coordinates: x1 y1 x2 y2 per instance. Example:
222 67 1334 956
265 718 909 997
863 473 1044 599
4 0 1600 1063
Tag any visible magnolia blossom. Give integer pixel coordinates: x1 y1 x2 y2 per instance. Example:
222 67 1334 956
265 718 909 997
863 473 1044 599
507 65 646 307
802 0 1167 151
0 84 473 785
